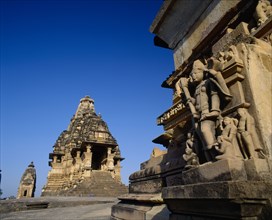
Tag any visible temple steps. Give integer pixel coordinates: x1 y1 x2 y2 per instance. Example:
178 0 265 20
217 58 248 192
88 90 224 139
47 171 128 197
41 173 67 196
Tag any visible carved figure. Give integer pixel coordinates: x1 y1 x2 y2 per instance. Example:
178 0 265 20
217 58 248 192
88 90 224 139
254 0 272 27
107 152 116 171
183 146 199 168
177 59 231 162
216 117 242 160
218 45 240 64
236 108 264 159
185 132 200 158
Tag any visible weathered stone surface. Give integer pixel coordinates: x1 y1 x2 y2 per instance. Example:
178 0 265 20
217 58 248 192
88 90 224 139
112 193 165 220
17 162 36 199
42 96 127 197
26 202 49 210
163 181 272 219
129 178 164 194
111 203 153 220
0 197 117 219
244 158 272 181
182 159 247 184
118 193 163 203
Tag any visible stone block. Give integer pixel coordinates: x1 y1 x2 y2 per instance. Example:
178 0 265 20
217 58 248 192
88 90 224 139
244 158 272 180
146 204 170 220
129 177 164 194
162 181 272 219
111 202 152 220
118 193 163 203
182 159 247 185
166 171 184 187
112 194 167 220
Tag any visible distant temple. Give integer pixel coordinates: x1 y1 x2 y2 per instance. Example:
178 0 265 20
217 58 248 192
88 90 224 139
42 96 127 196
17 162 36 198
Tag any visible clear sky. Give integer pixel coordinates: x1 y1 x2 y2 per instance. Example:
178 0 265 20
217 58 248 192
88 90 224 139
1 0 174 198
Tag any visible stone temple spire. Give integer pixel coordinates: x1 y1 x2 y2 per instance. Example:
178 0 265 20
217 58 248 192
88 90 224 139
17 162 36 198
75 95 95 118
42 96 127 197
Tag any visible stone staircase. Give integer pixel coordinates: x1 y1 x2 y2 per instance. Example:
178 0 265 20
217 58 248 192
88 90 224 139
41 173 66 196
60 171 128 197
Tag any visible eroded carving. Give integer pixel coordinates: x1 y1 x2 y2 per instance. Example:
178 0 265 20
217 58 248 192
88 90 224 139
236 108 265 159
254 0 272 27
216 117 241 160
177 58 232 162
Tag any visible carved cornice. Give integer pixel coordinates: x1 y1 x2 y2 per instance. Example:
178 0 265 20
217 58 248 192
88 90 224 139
157 101 187 126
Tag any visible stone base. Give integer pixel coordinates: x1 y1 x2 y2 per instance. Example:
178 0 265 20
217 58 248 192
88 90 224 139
163 181 272 219
129 177 164 194
111 202 153 220
111 193 170 220
182 159 247 184
114 159 272 219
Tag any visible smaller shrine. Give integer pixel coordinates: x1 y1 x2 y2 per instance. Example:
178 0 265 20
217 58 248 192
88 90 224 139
42 96 127 197
17 162 36 199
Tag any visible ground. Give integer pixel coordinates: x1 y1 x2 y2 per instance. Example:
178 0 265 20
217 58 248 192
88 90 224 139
0 196 117 220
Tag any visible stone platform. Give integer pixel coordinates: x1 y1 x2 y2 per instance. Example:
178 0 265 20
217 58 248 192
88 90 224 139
163 181 272 219
0 196 117 220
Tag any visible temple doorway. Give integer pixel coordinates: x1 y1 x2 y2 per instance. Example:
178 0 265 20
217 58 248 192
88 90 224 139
91 147 107 170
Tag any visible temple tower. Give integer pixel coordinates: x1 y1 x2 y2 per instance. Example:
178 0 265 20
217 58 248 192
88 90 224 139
42 96 127 196
17 162 36 199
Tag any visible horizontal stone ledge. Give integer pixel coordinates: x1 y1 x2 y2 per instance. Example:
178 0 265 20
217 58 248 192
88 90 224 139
162 180 272 200
118 193 164 204
26 202 49 210
165 198 267 219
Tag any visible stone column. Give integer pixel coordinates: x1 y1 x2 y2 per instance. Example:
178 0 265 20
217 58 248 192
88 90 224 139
114 160 121 182
82 144 92 177
86 145 93 167
107 147 114 171
74 150 82 174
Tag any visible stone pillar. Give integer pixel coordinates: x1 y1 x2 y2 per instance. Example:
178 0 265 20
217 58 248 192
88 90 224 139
86 145 93 168
114 160 121 182
73 150 82 175
107 147 111 159
82 144 93 177
107 147 114 171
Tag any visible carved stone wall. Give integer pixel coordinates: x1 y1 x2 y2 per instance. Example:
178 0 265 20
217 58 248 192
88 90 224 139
112 0 272 219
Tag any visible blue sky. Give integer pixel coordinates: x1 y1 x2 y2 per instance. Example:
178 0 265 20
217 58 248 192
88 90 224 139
1 0 174 198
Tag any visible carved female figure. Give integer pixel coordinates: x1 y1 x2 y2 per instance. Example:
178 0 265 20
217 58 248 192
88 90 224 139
216 117 242 160
237 108 264 159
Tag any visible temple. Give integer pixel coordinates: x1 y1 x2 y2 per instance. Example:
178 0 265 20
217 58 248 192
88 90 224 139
112 0 272 219
17 162 36 199
42 96 127 196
